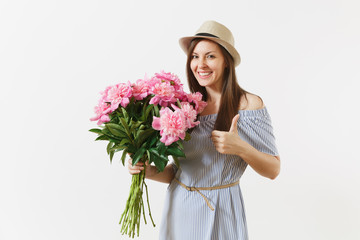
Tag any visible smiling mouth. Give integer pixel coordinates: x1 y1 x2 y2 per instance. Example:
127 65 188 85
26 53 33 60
198 72 213 78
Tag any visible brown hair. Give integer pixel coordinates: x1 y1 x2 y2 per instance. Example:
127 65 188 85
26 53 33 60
186 38 249 131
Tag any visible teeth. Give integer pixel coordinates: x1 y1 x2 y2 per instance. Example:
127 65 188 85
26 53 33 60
199 72 211 76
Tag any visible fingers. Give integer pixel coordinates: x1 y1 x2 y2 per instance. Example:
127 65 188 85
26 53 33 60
211 130 222 138
211 135 219 143
210 131 231 154
211 131 225 146
127 158 144 175
229 114 240 133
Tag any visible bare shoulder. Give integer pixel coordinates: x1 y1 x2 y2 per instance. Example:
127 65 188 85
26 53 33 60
239 93 265 110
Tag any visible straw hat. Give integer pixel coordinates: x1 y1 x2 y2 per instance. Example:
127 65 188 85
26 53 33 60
179 20 241 66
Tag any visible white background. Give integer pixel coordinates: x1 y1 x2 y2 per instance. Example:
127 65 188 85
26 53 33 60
1 0 359 239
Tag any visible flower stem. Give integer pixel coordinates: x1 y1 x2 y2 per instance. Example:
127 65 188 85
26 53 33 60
144 181 156 227
119 159 156 238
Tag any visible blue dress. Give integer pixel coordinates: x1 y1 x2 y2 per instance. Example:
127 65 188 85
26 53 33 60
159 107 279 240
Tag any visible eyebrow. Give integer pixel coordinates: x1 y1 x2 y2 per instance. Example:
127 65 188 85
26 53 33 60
192 51 216 55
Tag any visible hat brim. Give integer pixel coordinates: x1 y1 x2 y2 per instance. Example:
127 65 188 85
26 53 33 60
179 36 241 66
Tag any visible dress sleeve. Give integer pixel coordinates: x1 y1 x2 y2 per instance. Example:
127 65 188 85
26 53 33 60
171 161 179 174
237 108 279 156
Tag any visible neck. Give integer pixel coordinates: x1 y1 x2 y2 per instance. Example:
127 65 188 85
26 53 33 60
205 86 222 104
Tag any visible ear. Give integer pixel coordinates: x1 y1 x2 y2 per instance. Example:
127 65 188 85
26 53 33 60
225 59 229 68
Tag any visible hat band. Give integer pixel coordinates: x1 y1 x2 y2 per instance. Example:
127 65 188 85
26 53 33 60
195 33 219 38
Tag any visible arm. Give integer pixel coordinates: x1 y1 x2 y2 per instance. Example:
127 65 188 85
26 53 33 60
233 139 280 179
212 125 280 179
128 159 176 184
211 95 280 179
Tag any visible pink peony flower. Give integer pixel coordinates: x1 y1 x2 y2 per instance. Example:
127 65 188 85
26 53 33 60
149 81 177 107
152 107 186 146
174 88 187 101
132 77 150 100
90 99 112 125
106 82 132 110
179 102 200 129
186 92 207 114
152 71 186 101
153 70 182 89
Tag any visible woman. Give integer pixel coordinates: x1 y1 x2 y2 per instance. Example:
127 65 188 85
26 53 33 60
128 20 280 240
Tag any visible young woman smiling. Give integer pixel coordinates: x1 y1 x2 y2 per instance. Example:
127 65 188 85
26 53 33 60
128 20 280 240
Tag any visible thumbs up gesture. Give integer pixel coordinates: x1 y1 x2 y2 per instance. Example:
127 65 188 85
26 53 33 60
211 114 246 155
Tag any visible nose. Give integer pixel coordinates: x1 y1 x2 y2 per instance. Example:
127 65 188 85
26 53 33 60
198 57 207 68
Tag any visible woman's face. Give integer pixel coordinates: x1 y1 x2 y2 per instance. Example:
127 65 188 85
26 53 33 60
190 39 226 91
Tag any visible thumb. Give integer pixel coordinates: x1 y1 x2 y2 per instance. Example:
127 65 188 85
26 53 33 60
229 114 240 133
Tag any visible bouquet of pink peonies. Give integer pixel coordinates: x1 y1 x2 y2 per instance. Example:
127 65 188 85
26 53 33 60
89 71 206 238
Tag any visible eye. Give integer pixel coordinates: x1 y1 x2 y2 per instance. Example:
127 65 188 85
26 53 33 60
191 55 198 59
207 55 215 59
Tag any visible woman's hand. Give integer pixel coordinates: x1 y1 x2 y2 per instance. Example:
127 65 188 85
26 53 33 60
211 114 249 156
127 158 146 175
127 158 156 178
127 157 176 183
211 114 280 179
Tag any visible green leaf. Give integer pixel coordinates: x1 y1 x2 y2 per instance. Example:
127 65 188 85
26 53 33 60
105 123 123 130
109 150 114 163
135 129 144 139
177 140 184 150
107 142 114 154
106 124 126 137
150 153 167 172
120 138 131 145
145 104 154 120
110 144 126 152
157 142 166 155
132 147 146 166
116 118 126 130
114 111 122 118
121 149 128 166
89 128 102 134
147 134 158 148
95 135 109 141
108 138 120 144
146 150 151 164
130 120 143 134
166 147 186 158
142 101 147 112
120 117 131 135
101 128 122 141
176 99 182 108
121 108 129 121
184 132 191 141
154 105 159 117
136 129 155 147
149 148 169 172
139 102 147 121
127 144 137 154
101 128 110 134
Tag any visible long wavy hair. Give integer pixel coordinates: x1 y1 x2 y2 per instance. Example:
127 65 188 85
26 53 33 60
186 38 249 131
